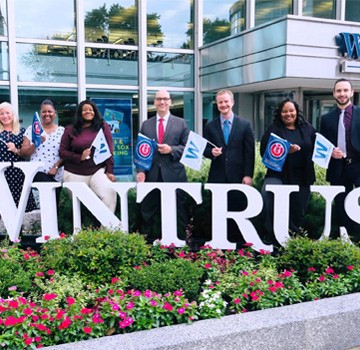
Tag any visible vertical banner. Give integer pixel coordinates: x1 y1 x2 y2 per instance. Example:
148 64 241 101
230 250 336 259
91 98 133 180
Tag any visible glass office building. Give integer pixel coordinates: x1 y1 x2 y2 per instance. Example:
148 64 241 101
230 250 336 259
1 0 360 148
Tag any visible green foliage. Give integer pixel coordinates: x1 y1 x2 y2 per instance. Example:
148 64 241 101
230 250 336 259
278 237 360 283
127 258 204 301
41 229 150 285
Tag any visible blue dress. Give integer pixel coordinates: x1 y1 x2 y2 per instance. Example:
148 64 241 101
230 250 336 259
0 128 36 212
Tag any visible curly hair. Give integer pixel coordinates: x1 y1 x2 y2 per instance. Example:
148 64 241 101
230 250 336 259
272 98 305 127
72 99 103 135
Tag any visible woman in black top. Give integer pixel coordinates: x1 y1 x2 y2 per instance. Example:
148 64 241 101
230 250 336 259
260 99 316 244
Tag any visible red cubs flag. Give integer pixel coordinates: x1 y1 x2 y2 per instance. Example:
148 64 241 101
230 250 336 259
32 112 44 149
262 133 290 172
133 133 157 171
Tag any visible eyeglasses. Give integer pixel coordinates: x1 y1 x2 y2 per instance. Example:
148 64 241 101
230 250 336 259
155 97 170 102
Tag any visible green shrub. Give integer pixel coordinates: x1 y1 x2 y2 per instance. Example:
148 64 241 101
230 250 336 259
278 237 360 283
0 258 33 297
41 229 150 285
127 258 205 301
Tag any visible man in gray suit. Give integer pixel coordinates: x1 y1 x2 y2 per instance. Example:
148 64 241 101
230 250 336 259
136 90 190 243
204 89 255 246
320 78 360 236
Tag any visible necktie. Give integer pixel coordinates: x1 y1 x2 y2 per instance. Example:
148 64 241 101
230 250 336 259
158 117 164 144
337 109 346 155
223 120 230 145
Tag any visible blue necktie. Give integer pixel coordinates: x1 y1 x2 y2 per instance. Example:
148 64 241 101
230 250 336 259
223 120 230 144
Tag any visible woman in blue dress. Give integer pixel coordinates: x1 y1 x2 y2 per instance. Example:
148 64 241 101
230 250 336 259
0 102 36 212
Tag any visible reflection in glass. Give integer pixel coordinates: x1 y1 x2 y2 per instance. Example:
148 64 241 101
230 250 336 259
147 0 193 49
14 0 75 40
0 0 7 36
85 47 138 85
84 1 138 45
303 0 335 19
230 1 246 35
17 43 77 83
346 0 360 22
18 88 77 127
255 0 292 26
147 52 193 88
0 41 8 80
147 90 194 131
203 0 232 44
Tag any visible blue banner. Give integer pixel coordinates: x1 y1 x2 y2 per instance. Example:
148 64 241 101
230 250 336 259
133 133 157 171
262 133 290 172
32 112 43 148
91 98 133 179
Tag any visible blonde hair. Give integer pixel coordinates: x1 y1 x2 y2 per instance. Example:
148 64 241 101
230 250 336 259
0 102 21 135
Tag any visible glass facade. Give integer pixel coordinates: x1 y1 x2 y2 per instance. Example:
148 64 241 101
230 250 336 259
303 0 336 19
255 0 292 26
0 0 359 139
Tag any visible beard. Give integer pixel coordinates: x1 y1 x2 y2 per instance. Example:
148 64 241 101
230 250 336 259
335 97 351 106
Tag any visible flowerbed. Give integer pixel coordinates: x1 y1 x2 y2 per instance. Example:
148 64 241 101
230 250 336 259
1 229 360 349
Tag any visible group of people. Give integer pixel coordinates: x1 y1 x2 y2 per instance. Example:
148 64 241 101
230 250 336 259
136 78 360 246
0 99 117 219
1 78 359 246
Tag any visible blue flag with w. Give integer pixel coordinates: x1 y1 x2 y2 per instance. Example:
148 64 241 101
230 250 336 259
32 112 43 148
134 133 157 171
262 133 291 172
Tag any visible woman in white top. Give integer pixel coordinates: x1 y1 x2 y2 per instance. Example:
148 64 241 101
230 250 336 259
21 99 65 208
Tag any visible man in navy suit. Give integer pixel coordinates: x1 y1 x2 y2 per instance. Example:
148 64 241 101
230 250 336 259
136 90 190 243
204 89 255 245
320 78 360 236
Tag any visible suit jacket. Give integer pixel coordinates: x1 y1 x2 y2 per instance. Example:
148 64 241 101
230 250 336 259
139 114 189 182
320 105 360 183
203 115 255 183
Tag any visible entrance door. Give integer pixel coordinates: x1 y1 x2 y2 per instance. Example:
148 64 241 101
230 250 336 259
304 96 336 130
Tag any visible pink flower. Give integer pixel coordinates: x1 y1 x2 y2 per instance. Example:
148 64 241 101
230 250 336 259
44 235 50 241
268 286 277 293
325 267 334 274
319 275 325 282
348 265 354 271
177 308 185 314
92 314 104 323
204 263 212 269
126 302 134 310
83 327 92 334
111 277 120 284
283 270 292 277
23 308 33 316
36 272 44 277
308 267 316 272
163 302 173 311
233 298 241 304
66 297 76 306
47 270 55 276
174 290 183 297
24 338 33 345
333 274 340 279
43 293 57 301
150 300 158 307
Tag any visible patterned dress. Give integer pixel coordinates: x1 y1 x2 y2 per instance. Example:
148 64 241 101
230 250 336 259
0 128 37 212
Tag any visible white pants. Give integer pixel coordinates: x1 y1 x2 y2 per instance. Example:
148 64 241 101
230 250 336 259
63 168 117 213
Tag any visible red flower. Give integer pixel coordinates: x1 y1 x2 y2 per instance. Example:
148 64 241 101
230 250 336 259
24 338 33 345
83 326 92 334
43 293 57 301
348 265 354 271
23 308 33 316
163 302 173 311
66 297 76 306
325 267 334 274
47 270 55 276
233 298 241 304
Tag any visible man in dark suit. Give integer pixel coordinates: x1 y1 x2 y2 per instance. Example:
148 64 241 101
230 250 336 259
204 89 255 245
320 78 360 236
136 90 190 243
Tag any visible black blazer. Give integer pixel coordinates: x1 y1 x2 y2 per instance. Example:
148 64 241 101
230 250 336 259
320 105 360 183
203 115 255 183
139 114 189 182
260 121 316 185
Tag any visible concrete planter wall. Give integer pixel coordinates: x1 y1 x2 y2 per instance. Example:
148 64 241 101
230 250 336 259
44 292 360 350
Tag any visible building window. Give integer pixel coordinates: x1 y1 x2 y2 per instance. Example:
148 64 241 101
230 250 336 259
302 0 336 20
203 0 232 44
230 0 246 35
84 1 138 45
147 0 193 49
345 0 360 22
15 0 75 40
255 0 293 26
